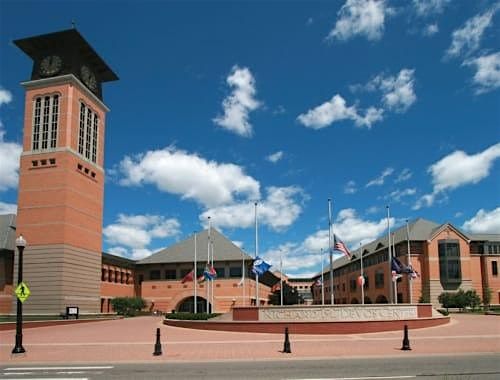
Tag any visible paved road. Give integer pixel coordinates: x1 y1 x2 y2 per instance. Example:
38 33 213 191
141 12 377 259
1 354 499 379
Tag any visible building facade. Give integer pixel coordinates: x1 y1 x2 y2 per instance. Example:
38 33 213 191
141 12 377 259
311 219 500 306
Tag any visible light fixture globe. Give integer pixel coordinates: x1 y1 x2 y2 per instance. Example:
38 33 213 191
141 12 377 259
15 235 27 248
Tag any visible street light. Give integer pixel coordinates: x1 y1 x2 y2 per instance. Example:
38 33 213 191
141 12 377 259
12 234 26 354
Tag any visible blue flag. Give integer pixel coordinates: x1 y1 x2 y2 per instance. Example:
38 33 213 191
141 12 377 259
252 257 271 276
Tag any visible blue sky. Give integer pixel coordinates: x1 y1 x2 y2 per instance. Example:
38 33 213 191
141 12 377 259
1 0 499 277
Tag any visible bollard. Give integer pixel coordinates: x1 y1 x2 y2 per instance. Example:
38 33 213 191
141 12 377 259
401 324 411 351
153 327 162 356
283 327 291 353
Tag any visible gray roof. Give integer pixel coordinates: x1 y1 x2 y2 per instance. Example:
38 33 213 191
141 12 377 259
138 228 253 265
0 214 16 251
468 233 500 242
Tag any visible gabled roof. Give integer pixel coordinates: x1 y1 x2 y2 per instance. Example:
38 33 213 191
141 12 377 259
137 228 253 265
468 233 500 242
0 214 16 251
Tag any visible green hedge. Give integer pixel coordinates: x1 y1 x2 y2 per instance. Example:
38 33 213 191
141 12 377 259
110 297 146 316
438 289 481 312
165 312 220 320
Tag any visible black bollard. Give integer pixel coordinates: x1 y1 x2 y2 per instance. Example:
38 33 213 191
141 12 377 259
153 327 162 356
401 324 411 351
283 327 291 353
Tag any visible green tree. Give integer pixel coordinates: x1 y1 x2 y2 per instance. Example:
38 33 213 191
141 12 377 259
465 289 481 311
438 292 453 312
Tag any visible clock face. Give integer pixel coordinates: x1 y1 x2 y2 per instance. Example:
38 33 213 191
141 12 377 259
39 55 62 77
80 65 98 92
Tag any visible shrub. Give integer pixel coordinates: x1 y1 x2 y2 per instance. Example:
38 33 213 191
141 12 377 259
165 312 220 320
110 297 146 316
437 289 482 312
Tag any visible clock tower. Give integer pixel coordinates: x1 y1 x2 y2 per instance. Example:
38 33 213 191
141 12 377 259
13 29 118 314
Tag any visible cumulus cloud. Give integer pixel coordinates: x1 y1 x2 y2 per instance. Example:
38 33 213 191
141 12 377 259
118 146 260 208
365 69 417 112
414 143 500 209
0 88 22 192
262 209 394 274
423 23 439 36
385 188 417 203
344 180 357 194
0 201 17 214
104 214 180 260
266 151 284 163
462 207 500 234
463 52 500 94
297 94 383 129
366 167 394 187
200 186 304 232
327 0 391 41
413 0 450 17
213 66 261 137
446 6 499 59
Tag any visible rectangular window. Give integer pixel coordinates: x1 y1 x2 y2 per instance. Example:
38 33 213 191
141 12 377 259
165 269 176 280
149 270 161 280
215 267 225 278
438 240 462 290
50 95 59 148
41 96 50 149
375 271 384 288
78 102 99 163
350 278 357 292
85 108 92 159
229 267 242 278
92 113 99 163
78 103 86 155
32 97 41 150
493 261 498 276
32 95 59 151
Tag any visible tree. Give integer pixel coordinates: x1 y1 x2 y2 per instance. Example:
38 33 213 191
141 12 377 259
110 297 146 316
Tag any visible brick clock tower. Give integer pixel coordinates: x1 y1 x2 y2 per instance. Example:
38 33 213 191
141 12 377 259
13 29 118 314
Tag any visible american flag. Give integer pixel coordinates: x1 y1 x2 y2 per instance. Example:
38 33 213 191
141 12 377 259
333 234 352 259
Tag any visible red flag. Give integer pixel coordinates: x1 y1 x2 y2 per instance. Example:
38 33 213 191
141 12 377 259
181 269 194 283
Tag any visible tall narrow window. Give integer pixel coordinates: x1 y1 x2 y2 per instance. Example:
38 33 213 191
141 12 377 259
492 261 498 276
78 102 99 164
32 95 59 151
438 240 462 290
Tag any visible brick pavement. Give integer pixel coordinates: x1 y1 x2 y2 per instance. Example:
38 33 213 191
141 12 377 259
0 313 498 364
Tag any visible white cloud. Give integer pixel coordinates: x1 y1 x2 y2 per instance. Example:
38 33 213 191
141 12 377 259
261 209 394 274
213 65 261 137
413 0 450 17
464 51 500 94
0 88 13 106
104 213 180 249
200 186 304 232
0 89 22 192
386 188 417 202
266 151 284 163
344 180 357 194
327 0 391 41
104 214 180 260
297 94 383 129
414 143 500 209
369 69 417 112
232 240 244 248
366 167 394 187
446 6 499 58
0 201 17 214
462 207 500 233
118 146 260 208
395 168 412 183
423 23 439 36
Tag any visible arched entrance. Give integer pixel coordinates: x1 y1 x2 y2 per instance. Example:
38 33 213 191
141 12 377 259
176 296 211 313
364 296 372 304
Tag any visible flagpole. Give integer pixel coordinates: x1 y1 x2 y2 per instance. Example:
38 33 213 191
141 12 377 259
194 231 197 314
207 216 211 313
406 219 413 304
393 233 397 304
280 249 283 306
242 250 246 306
386 205 392 304
211 238 215 313
255 202 259 307
321 248 325 305
328 198 334 305
360 242 364 305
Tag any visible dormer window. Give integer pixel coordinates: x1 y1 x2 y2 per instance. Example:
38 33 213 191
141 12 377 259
32 95 59 151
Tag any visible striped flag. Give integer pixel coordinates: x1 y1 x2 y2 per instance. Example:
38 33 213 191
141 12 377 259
333 234 352 259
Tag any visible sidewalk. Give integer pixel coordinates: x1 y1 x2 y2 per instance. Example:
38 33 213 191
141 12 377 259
1 313 499 364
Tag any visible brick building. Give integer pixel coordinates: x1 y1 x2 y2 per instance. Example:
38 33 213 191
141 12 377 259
311 218 500 306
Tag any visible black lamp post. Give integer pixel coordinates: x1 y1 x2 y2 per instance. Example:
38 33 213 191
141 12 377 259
12 234 26 354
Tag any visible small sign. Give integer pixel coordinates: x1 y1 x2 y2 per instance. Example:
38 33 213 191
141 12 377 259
14 282 31 303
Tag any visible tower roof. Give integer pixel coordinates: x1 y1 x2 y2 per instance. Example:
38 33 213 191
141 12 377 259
14 28 118 82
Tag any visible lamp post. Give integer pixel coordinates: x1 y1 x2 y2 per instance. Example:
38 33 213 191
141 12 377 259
280 249 283 307
12 234 27 354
